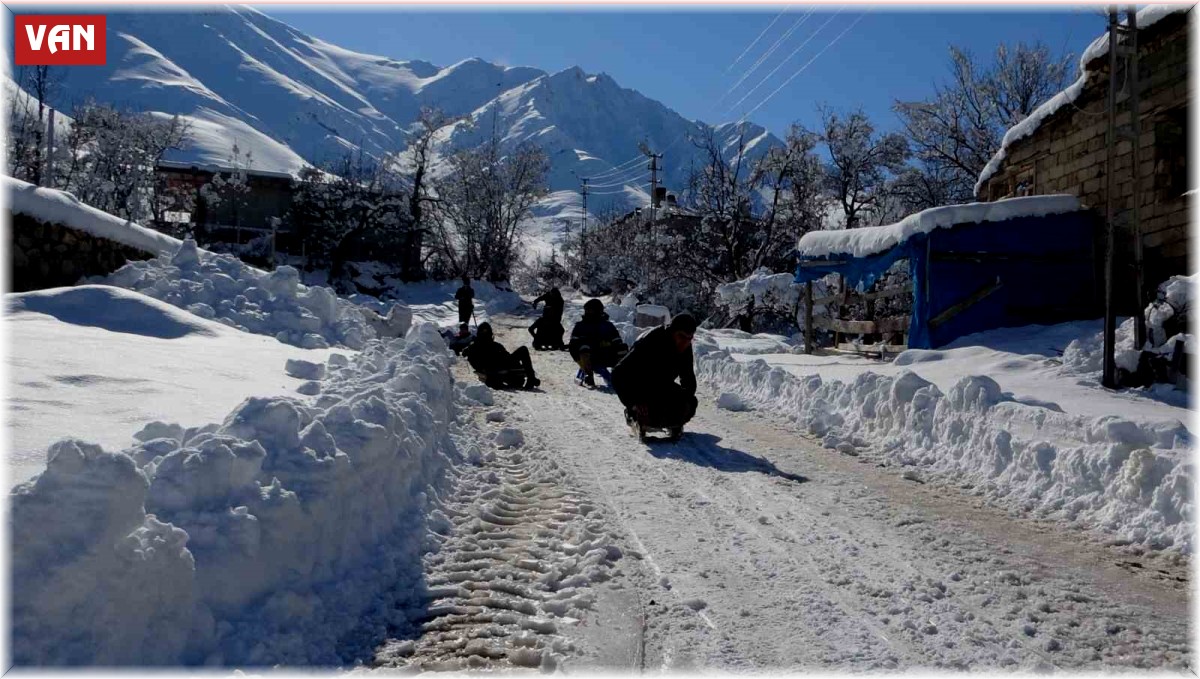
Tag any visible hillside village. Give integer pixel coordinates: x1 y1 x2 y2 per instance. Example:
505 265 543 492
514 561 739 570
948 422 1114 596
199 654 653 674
3 4 1194 672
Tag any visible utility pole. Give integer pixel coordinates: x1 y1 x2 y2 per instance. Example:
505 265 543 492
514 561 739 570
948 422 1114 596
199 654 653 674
1128 5 1146 349
1102 6 1119 388
42 108 55 188
580 177 589 261
647 152 662 222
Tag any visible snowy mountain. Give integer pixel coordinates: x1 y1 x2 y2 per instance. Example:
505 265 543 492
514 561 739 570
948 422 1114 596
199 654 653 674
22 6 782 249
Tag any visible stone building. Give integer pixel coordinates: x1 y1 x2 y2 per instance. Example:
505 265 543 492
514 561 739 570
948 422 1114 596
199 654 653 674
975 8 1190 314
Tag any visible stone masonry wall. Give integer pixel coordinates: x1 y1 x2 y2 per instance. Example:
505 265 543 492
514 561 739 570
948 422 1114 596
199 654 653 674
981 12 1190 314
8 212 157 293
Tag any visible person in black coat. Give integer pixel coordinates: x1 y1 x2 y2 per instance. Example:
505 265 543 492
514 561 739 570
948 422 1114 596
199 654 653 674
461 322 540 390
569 299 628 388
529 287 566 350
455 275 474 326
611 313 698 431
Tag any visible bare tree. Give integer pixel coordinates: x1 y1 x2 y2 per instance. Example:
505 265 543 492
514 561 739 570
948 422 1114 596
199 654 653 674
430 122 549 282
396 107 452 281
893 42 1071 201
59 101 190 223
819 106 909 228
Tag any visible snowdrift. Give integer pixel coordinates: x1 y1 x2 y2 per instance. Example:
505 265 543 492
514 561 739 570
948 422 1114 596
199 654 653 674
97 240 411 349
11 323 459 666
695 344 1193 554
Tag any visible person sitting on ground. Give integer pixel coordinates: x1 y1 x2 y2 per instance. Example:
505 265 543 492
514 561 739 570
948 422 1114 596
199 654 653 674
529 315 566 351
611 313 698 436
528 286 566 350
442 322 474 355
532 286 565 323
461 322 541 390
569 298 628 388
455 275 474 326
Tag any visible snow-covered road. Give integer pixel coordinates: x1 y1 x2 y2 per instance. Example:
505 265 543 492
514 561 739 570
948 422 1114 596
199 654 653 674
453 314 1190 672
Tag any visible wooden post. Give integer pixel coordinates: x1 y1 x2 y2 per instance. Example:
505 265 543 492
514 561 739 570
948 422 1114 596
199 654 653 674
804 280 814 354
1103 6 1119 388
1128 6 1146 349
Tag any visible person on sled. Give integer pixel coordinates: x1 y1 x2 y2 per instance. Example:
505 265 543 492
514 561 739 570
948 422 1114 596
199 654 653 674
611 312 698 439
569 298 628 388
461 322 541 390
455 275 475 326
442 322 474 355
529 286 566 350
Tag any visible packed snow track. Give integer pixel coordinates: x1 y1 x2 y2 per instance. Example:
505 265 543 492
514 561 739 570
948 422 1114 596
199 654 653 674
425 314 1191 672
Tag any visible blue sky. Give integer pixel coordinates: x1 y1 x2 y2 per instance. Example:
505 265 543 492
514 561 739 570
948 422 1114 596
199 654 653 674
266 6 1106 137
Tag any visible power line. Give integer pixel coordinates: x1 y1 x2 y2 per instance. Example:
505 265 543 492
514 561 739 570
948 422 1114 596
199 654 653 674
725 7 843 116
718 8 817 105
724 5 791 74
741 12 868 120
588 153 647 178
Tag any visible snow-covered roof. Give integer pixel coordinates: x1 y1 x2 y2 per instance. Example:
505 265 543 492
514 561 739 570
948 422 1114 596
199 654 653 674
156 159 295 181
975 5 1189 197
4 176 181 256
796 195 1082 259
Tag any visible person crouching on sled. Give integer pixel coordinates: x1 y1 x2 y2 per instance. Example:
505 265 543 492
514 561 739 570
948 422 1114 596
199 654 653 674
462 322 541 390
569 299 627 388
611 313 698 438
529 286 566 350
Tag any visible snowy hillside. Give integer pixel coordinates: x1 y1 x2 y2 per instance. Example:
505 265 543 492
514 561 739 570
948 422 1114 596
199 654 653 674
21 5 781 244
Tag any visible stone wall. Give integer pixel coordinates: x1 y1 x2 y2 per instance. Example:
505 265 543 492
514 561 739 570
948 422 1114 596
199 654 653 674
7 212 156 293
980 12 1190 314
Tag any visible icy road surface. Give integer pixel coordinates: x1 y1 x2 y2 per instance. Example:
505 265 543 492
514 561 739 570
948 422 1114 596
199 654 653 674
406 314 1190 672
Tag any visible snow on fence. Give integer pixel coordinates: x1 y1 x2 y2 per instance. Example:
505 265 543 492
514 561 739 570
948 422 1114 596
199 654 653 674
694 343 1193 555
10 324 461 666
5 176 181 256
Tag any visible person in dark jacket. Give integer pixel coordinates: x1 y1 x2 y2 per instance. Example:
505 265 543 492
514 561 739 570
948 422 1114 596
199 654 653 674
461 322 541 390
529 287 566 350
455 275 474 326
570 299 628 388
528 316 566 351
611 313 698 435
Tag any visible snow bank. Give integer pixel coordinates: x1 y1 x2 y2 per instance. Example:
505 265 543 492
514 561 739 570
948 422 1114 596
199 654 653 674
5 176 181 256
695 344 1193 554
11 323 460 666
716 269 799 309
975 6 1188 196
1145 273 1194 349
797 195 1081 259
97 240 409 349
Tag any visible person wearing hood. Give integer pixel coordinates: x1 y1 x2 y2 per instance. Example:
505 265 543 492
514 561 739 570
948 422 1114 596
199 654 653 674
461 322 541 389
455 275 474 326
569 298 627 388
611 313 698 438
529 286 566 350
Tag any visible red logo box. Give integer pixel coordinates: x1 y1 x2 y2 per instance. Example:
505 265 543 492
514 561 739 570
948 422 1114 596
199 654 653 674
14 15 106 66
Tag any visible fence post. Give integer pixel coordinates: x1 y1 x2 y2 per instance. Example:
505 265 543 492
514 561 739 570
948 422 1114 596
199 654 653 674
804 280 814 354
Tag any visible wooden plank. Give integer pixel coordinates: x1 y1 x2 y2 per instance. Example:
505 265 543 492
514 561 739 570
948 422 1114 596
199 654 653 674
835 342 909 354
813 315 910 335
928 277 1003 329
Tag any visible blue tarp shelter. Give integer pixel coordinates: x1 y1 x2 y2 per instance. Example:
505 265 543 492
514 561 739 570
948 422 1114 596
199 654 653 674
794 202 1098 349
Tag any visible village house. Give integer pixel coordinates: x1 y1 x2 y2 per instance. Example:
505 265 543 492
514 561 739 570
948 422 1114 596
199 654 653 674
154 160 296 246
975 7 1190 315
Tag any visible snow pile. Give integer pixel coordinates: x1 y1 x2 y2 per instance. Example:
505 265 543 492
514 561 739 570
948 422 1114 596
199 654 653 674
98 240 409 349
5 176 181 256
634 304 671 328
695 347 1193 554
1145 273 1194 350
716 269 799 311
11 323 461 666
975 6 1188 195
1061 275 1194 390
797 196 1081 259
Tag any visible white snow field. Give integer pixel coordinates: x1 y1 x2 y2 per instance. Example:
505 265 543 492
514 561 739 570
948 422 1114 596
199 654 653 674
11 323 468 666
6 285 342 486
